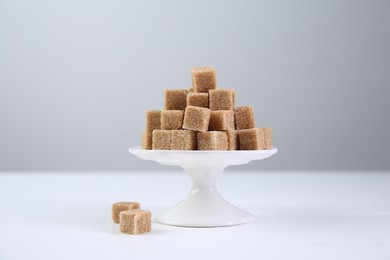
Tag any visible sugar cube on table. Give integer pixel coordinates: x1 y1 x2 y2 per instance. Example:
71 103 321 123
209 111 235 131
119 209 151 235
191 67 217 93
112 202 140 224
197 131 228 150
234 106 255 130
186 92 209 108
238 128 272 150
161 110 184 130
182 106 211 132
209 89 235 111
164 89 188 110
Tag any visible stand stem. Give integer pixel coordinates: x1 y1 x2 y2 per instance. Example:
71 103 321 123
183 165 224 191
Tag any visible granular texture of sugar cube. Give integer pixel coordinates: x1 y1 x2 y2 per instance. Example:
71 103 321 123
234 106 255 130
187 93 209 108
112 202 140 224
139 67 274 151
191 67 217 93
171 130 197 150
145 110 161 133
119 209 151 235
152 130 171 150
226 130 240 150
232 91 236 108
209 111 235 131
209 89 235 111
197 131 228 150
141 132 152 150
164 89 188 110
263 127 272 149
182 106 211 132
238 128 260 150
239 128 272 150
161 110 184 130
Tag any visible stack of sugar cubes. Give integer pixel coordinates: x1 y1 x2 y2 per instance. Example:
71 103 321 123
141 66 272 150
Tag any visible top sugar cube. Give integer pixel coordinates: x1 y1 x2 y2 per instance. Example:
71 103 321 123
191 67 217 93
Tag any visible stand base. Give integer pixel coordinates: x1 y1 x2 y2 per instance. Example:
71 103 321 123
155 188 254 227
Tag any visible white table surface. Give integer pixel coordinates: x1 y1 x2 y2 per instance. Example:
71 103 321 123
0 171 389 260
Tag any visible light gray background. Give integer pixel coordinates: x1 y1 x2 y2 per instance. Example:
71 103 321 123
0 0 389 171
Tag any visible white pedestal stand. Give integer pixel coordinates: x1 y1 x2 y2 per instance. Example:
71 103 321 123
129 148 277 227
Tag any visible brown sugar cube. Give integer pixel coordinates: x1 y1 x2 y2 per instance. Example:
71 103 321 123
263 127 272 149
209 89 235 110
182 106 211 132
239 128 260 150
197 131 228 150
141 131 152 150
145 110 161 133
227 130 240 150
187 93 209 108
153 130 197 150
171 130 197 150
234 106 255 130
119 209 151 235
152 130 171 150
209 111 235 131
191 66 217 93
161 110 184 130
239 128 273 150
112 202 140 224
164 89 188 110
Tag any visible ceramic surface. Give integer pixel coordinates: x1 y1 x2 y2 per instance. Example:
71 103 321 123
129 147 278 227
